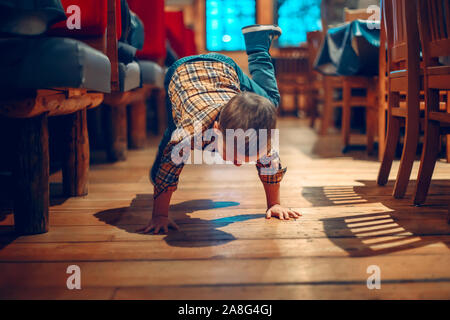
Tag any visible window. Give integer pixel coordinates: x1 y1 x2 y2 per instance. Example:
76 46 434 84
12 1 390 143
206 0 256 51
275 0 322 47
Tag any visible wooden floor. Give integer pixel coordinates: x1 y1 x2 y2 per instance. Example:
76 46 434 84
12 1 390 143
0 118 449 299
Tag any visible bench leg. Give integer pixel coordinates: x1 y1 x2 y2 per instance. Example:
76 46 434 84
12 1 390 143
105 104 127 162
62 109 89 197
128 100 147 149
149 88 167 136
12 113 49 235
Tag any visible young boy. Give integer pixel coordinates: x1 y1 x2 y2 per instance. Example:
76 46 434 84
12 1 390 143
138 24 301 234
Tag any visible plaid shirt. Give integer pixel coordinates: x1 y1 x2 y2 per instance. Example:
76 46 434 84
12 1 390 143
153 60 286 198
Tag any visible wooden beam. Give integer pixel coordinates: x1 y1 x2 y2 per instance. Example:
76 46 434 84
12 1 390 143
0 90 103 119
105 104 128 162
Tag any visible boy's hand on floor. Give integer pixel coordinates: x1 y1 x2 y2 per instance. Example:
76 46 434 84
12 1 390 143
266 204 301 220
137 215 180 234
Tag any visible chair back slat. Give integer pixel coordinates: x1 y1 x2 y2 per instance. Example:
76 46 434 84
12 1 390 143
307 31 323 70
344 8 373 22
418 0 450 65
445 0 450 35
383 0 420 73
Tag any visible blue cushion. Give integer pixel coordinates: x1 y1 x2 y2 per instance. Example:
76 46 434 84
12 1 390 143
0 37 111 94
118 61 140 92
138 60 164 88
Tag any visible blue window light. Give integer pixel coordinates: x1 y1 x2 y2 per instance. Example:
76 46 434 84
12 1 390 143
206 0 256 51
276 0 322 47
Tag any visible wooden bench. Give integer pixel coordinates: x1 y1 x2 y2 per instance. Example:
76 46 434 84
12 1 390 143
0 1 113 234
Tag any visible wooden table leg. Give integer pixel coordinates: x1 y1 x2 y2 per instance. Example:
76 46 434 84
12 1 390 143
105 104 127 162
61 109 89 197
12 113 49 235
128 100 147 149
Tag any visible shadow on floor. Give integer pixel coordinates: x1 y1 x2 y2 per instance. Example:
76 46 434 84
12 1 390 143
94 194 265 248
302 180 450 257
0 173 17 249
0 208 16 250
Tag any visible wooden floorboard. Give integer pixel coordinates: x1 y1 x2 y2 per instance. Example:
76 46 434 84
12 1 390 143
0 118 449 299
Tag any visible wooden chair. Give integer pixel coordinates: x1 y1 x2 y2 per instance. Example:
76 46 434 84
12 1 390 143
413 0 450 205
273 47 310 116
376 0 422 199
320 8 378 155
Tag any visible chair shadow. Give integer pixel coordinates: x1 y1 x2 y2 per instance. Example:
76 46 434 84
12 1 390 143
94 194 265 248
302 180 450 257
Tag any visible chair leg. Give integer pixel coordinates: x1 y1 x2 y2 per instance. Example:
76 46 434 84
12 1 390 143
12 113 49 235
128 100 147 149
414 89 441 205
377 114 401 185
61 109 90 197
392 80 421 198
378 103 387 161
342 80 351 151
392 116 420 198
366 84 377 155
320 79 333 135
105 104 128 162
413 119 440 205
309 90 318 129
366 107 376 155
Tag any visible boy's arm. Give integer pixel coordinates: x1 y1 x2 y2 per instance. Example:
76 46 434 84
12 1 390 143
138 139 187 234
262 182 301 220
137 189 179 234
257 152 301 220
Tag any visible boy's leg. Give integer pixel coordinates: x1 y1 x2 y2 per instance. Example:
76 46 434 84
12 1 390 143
241 25 282 107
